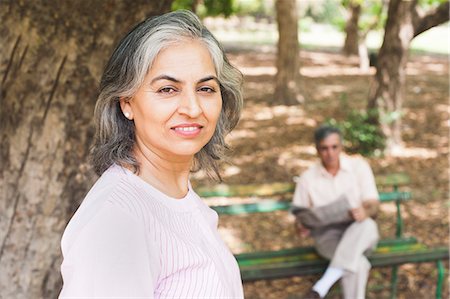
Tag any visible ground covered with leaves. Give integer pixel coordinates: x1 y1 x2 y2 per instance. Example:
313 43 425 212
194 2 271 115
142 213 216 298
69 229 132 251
192 47 449 298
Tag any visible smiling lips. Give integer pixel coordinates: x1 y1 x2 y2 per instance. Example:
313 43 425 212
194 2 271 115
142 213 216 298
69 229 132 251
171 123 204 137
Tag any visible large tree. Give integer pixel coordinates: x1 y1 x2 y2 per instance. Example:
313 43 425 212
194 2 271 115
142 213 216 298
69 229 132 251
342 0 387 71
343 0 362 56
368 0 449 151
0 1 172 298
274 0 302 105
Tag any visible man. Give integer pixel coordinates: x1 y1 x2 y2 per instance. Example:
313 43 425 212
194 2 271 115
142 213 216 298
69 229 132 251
292 125 380 299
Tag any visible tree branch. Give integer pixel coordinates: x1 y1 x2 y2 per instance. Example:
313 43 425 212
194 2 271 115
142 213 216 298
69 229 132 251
414 1 450 38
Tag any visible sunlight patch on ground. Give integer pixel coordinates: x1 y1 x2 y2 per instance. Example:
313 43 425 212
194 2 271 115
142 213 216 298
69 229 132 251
404 201 449 221
190 169 207 181
239 66 276 76
245 81 273 93
390 147 438 158
285 115 317 126
304 51 350 64
251 105 304 117
310 83 348 99
278 147 316 171
406 62 448 75
301 66 375 77
406 110 427 122
434 104 450 113
223 165 241 177
226 129 257 142
232 154 260 165
241 105 307 122
379 202 398 214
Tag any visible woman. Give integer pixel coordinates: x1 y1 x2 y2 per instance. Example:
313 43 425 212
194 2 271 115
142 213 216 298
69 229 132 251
59 10 244 298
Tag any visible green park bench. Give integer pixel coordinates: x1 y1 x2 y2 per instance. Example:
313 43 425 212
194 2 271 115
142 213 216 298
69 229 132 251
197 173 449 299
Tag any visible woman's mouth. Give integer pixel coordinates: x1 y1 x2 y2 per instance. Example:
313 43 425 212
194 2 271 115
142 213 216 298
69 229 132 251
171 124 203 137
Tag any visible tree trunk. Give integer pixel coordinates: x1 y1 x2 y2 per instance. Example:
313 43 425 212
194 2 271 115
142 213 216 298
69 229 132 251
191 0 201 13
343 3 361 56
0 1 172 298
274 0 301 105
358 37 370 71
368 0 449 152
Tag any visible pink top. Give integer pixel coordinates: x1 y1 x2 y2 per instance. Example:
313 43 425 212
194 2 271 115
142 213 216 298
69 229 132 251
59 164 243 298
292 155 379 209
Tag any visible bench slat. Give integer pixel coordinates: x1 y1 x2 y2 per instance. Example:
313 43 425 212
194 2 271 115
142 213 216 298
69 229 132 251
237 239 421 267
197 174 410 198
210 192 411 215
240 246 449 281
235 237 417 261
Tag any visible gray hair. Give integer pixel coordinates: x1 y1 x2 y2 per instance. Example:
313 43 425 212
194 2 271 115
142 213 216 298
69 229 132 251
314 125 343 147
91 10 243 181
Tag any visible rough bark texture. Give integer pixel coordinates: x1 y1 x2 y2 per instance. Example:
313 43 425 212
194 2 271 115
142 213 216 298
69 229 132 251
0 1 172 298
343 3 361 56
368 0 449 151
274 0 301 105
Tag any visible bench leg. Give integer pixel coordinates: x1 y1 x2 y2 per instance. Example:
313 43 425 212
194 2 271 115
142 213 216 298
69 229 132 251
390 266 398 299
436 260 444 299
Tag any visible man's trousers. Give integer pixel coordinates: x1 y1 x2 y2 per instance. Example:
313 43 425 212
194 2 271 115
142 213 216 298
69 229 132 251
312 218 379 299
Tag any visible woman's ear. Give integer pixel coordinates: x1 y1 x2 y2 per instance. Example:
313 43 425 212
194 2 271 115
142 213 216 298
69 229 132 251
119 97 133 120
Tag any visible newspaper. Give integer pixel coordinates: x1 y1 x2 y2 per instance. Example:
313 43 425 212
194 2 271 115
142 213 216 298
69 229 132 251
291 195 353 228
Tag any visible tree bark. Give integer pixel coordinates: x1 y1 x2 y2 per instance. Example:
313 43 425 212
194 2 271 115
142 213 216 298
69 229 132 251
0 1 172 298
413 1 450 37
274 0 302 105
343 3 361 56
368 0 449 152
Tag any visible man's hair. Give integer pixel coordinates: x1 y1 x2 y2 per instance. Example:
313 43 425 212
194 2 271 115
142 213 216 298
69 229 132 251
314 125 343 147
91 10 243 181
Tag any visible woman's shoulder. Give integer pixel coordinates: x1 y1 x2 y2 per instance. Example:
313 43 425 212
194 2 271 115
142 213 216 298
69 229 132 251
74 164 132 213
60 166 143 254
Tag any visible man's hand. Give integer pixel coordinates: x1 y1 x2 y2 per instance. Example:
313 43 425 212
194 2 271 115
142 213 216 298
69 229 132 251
362 199 380 218
351 199 380 222
294 220 311 237
350 206 368 222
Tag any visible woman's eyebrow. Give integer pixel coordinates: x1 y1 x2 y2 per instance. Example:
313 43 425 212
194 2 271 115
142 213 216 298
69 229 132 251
198 75 219 84
150 75 219 85
150 75 181 84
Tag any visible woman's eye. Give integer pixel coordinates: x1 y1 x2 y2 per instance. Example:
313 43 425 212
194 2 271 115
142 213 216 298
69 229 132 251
157 87 177 94
198 86 216 93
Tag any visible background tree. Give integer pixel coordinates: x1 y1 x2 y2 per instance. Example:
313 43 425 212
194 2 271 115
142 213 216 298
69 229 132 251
0 1 173 298
342 0 362 56
274 0 302 105
342 0 387 70
368 0 449 151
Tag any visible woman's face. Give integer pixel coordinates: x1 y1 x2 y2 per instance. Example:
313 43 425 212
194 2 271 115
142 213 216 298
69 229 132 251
121 40 222 161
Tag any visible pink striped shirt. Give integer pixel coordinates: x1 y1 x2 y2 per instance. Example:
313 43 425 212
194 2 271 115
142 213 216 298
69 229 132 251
59 165 243 298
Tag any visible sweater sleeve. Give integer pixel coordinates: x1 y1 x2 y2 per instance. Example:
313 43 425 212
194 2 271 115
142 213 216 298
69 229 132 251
59 202 157 298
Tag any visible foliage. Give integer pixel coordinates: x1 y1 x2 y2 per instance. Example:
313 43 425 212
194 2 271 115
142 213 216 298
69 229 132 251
172 0 193 11
172 0 270 18
419 0 449 8
302 0 344 25
233 0 268 18
327 108 385 156
203 0 234 17
339 0 387 32
172 0 234 17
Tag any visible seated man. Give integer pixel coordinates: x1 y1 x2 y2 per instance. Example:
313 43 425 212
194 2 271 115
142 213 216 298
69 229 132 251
292 125 380 299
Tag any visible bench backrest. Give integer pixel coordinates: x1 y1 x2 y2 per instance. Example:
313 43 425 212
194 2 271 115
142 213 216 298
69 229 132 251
197 173 411 238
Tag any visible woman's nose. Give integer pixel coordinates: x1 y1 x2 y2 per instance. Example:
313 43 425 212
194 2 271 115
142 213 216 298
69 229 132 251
178 90 202 118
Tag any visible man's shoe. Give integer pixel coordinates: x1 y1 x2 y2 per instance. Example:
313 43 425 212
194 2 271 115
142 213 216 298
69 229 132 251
302 289 321 299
